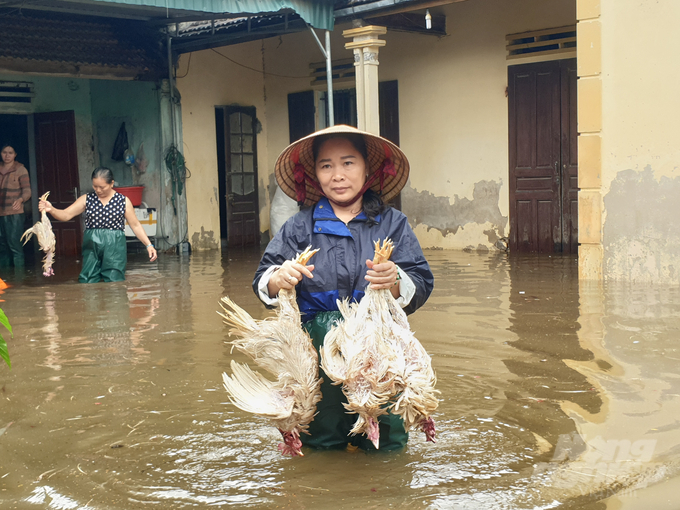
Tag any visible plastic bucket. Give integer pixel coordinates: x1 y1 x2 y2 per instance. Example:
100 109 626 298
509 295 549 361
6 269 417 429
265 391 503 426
115 186 144 206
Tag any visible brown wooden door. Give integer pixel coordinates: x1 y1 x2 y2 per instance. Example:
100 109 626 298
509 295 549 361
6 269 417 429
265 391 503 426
220 106 260 248
34 111 82 256
508 59 578 253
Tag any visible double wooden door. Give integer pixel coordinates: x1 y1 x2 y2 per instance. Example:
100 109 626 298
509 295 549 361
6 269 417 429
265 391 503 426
508 59 578 253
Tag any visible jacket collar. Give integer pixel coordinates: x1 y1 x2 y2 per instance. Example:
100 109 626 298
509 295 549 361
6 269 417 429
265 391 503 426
313 197 371 221
312 197 380 237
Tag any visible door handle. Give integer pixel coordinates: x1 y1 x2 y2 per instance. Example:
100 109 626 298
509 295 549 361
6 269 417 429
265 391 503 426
71 186 79 198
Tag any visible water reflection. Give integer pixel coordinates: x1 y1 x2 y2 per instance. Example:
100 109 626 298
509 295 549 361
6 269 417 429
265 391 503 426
0 251 678 509
505 255 602 446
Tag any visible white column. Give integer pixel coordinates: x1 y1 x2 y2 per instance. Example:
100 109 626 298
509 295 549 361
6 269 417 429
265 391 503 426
343 26 387 135
352 47 366 130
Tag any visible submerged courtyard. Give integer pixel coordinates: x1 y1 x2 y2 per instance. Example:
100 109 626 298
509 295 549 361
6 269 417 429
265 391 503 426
0 250 678 509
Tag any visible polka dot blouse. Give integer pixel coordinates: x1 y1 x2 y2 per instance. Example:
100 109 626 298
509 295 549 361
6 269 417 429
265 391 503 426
85 192 126 230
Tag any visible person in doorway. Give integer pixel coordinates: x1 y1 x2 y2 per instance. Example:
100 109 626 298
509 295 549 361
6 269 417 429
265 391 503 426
39 167 157 283
253 125 434 451
0 143 31 268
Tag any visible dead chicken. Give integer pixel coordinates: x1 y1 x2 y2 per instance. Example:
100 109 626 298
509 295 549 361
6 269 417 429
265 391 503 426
21 192 56 277
321 239 439 448
321 295 395 449
219 246 322 457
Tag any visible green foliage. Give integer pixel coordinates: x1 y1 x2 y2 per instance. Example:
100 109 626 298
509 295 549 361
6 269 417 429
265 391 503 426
0 308 12 369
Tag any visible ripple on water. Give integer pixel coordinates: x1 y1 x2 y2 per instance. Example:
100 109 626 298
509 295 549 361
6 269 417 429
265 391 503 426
3 251 680 509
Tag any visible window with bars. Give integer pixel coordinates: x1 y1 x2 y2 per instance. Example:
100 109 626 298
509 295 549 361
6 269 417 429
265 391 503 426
0 81 34 103
506 26 576 60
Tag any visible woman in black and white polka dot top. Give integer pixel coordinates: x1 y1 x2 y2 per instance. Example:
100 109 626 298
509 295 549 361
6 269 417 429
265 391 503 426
38 167 157 283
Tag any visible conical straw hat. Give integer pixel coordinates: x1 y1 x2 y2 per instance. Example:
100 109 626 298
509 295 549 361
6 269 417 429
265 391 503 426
275 125 410 207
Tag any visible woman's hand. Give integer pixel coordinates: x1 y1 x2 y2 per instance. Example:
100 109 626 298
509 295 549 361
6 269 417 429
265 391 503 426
12 198 23 211
147 245 158 262
38 199 52 213
365 259 399 290
269 259 315 295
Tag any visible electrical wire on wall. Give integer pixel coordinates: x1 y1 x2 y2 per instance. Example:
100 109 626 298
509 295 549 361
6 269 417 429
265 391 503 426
175 52 192 79
209 48 309 79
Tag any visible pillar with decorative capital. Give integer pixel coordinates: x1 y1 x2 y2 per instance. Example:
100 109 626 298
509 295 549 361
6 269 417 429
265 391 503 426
343 25 387 135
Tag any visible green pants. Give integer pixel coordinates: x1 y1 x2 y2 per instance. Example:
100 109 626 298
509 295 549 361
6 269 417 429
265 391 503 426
0 213 25 267
79 229 127 283
302 311 408 451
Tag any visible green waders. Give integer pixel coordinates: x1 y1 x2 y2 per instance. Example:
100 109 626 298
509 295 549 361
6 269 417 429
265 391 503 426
302 311 408 451
0 213 25 267
79 229 127 283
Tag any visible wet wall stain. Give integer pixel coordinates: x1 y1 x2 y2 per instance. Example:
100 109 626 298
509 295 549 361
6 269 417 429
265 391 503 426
604 167 680 283
402 179 508 241
257 173 278 216
268 173 277 203
191 227 218 251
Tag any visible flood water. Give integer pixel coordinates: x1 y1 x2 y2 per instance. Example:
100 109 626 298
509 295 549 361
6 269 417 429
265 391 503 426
1 250 679 509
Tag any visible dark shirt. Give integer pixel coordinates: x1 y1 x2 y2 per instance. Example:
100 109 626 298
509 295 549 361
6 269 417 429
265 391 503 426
254 197 434 322
85 192 126 230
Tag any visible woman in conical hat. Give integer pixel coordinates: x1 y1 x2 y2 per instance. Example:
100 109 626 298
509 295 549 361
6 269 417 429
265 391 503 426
253 125 434 451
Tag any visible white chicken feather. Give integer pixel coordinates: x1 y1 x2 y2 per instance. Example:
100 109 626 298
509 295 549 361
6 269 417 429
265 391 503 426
220 246 322 456
21 191 56 277
320 239 439 448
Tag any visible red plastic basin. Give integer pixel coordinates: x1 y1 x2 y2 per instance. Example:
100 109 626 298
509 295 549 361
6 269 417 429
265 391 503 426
115 186 144 206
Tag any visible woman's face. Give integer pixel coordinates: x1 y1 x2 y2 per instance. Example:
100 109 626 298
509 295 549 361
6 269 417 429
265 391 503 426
92 177 114 198
315 137 368 203
1 146 17 165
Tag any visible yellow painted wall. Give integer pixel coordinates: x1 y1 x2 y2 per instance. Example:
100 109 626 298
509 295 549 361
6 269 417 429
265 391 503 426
601 0 680 191
177 43 268 251
599 0 680 282
379 0 575 249
178 0 575 251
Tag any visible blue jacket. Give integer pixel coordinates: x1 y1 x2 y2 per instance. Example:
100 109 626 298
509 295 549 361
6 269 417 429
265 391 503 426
253 197 434 322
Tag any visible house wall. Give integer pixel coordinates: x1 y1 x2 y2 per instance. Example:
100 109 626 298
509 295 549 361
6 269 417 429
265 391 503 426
178 0 575 252
596 0 680 283
378 0 575 250
177 43 269 250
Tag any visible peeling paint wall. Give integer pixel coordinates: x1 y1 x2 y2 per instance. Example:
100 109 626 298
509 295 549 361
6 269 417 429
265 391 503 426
604 168 680 282
600 0 680 282
191 226 217 251
402 179 507 250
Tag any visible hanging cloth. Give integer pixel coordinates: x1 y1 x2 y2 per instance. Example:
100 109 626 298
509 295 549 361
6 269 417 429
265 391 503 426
111 122 129 162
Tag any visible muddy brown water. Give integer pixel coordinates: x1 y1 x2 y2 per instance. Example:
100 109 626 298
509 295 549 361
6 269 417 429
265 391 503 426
1 251 679 509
